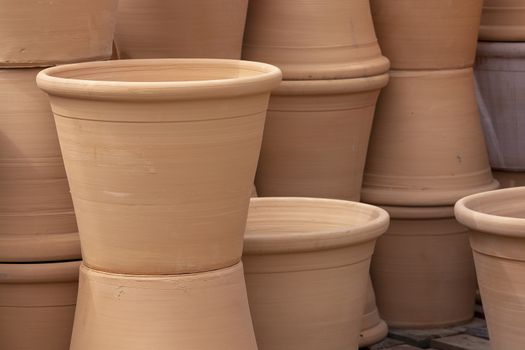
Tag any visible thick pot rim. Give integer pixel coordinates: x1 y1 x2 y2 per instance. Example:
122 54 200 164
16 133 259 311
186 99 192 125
0 260 81 284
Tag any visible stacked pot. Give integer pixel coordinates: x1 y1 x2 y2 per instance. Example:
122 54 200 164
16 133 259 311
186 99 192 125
0 1 118 349
366 0 498 328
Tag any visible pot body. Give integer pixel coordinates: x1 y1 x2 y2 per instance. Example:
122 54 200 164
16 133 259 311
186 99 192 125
115 0 248 59
480 0 525 41
493 171 525 188
370 0 482 70
359 279 389 347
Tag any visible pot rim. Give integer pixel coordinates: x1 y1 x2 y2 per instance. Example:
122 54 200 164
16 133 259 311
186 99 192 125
476 41 525 58
243 197 389 254
0 260 81 284
389 67 473 78
381 205 454 219
36 58 282 102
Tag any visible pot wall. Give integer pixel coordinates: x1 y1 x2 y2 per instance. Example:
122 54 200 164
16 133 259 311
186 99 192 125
359 279 389 347
493 171 525 188
479 0 525 41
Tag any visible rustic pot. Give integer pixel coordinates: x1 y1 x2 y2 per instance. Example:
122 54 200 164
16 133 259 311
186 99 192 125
256 73 389 201
115 0 248 59
243 197 389 350
71 262 256 350
493 171 525 188
0 0 118 67
455 187 525 350
370 0 482 70
242 0 390 80
0 260 80 350
359 279 389 347
480 0 525 41
37 59 281 275
0 68 79 262
362 68 498 206
475 42 525 171
372 206 477 328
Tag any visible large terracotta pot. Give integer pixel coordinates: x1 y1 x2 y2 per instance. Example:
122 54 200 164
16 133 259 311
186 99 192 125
115 0 248 59
71 262 256 350
0 0 118 67
242 0 390 80
372 206 477 328
0 260 80 350
243 197 389 350
455 187 525 350
256 73 389 201
370 0 483 70
37 59 282 275
475 42 525 171
493 171 525 188
0 68 79 262
479 0 525 41
362 68 498 206
359 279 389 347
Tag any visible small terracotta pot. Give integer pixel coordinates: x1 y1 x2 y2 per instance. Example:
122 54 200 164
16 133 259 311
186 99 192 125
359 279 389 347
242 0 390 80
493 171 525 188
455 187 525 350
362 68 498 206
0 0 118 67
37 59 281 275
115 0 248 59
479 0 525 41
370 0 483 70
372 206 477 328
256 74 389 201
475 42 525 171
0 68 79 262
0 260 80 350
243 197 389 350
71 262 256 350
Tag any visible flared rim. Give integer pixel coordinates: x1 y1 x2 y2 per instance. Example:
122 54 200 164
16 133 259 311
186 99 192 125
0 260 81 284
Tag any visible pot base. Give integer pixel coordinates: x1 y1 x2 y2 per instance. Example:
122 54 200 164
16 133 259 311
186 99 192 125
359 318 389 347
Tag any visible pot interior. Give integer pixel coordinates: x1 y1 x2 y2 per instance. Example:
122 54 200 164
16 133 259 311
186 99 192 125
461 187 525 219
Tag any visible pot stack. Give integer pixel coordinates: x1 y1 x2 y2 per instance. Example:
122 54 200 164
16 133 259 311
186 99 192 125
0 1 118 349
366 0 498 328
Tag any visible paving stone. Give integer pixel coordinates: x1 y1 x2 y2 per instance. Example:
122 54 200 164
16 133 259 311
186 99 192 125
388 327 463 348
449 318 486 333
431 334 490 350
365 338 404 350
385 345 433 350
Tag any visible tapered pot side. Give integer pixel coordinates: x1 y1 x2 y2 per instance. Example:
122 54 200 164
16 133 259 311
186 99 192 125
37 59 282 275
479 0 525 41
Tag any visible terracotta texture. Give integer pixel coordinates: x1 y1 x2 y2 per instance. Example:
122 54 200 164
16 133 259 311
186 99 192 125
0 0 118 67
0 68 79 262
372 206 477 328
359 279 389 347
475 42 525 171
115 0 248 59
256 74 389 201
0 260 80 350
37 59 281 274
455 187 525 350
493 171 525 188
71 262 256 350
480 0 525 41
362 68 498 206
242 0 390 80
243 197 389 350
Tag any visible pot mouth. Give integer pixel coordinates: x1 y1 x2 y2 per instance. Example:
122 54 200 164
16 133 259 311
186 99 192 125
381 205 454 219
455 187 525 237
244 197 389 254
36 58 282 101
0 260 81 284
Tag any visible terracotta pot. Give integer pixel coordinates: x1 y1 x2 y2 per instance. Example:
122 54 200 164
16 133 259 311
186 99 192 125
243 197 389 350
115 0 248 59
37 59 281 275
359 279 389 347
362 68 498 206
242 0 390 80
493 171 525 188
455 187 525 350
256 74 389 201
0 0 118 67
71 262 256 350
371 206 477 328
480 0 525 41
0 68 79 262
475 42 525 171
370 0 482 70
0 260 80 350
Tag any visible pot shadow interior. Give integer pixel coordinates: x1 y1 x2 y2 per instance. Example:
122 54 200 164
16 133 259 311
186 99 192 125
462 188 525 219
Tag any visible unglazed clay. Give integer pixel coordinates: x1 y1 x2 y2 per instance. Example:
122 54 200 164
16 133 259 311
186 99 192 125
115 0 248 59
480 0 525 41
362 68 498 206
243 197 389 350
493 171 525 188
0 0 118 67
359 279 389 347
70 262 257 350
475 42 525 171
455 187 525 350
0 68 79 262
37 59 282 275
256 74 389 201
242 0 390 80
0 260 80 350
372 206 477 328
370 0 482 70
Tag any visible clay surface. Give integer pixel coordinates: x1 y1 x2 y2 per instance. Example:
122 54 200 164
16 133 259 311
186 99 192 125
480 0 525 41
359 279 389 347
493 171 525 188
